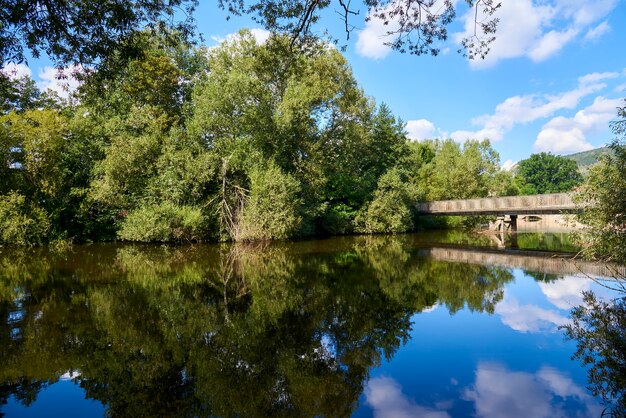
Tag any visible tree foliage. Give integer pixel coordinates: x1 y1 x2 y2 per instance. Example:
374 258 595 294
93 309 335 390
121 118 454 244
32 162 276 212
516 152 582 195
562 292 626 415
577 101 626 262
355 168 417 234
0 30 520 245
218 0 500 58
0 236 514 415
0 0 198 67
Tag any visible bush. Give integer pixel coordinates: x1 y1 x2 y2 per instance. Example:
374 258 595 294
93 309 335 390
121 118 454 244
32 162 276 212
118 202 209 242
236 163 303 241
355 168 417 234
0 192 50 245
318 203 358 235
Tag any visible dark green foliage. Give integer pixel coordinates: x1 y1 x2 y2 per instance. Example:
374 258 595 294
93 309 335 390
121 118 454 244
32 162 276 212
355 168 417 234
0 30 522 245
0 0 198 67
516 152 583 195
0 73 63 113
562 292 626 415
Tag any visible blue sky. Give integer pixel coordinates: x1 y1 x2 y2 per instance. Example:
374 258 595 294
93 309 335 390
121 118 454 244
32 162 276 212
5 0 626 166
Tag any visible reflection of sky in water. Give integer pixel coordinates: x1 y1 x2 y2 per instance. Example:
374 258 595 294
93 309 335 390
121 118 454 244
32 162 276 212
2 260 618 417
3 380 104 417
355 269 611 418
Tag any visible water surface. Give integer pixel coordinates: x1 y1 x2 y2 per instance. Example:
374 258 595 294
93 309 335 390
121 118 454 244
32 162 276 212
0 232 621 417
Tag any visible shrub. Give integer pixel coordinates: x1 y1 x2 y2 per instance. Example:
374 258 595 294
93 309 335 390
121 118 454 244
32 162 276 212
355 168 417 234
118 202 209 242
236 163 303 241
0 192 50 245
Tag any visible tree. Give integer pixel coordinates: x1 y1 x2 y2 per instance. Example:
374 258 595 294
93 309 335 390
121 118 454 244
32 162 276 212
0 73 64 113
562 292 626 415
189 30 402 239
0 0 198 67
577 100 626 262
218 0 501 58
355 168 417 234
418 139 500 201
516 152 582 195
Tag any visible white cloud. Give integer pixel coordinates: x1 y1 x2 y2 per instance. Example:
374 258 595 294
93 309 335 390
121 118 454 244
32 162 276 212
584 20 611 42
406 119 436 140
556 0 619 26
534 127 594 154
501 160 516 171
2 63 32 80
356 14 393 59
615 83 626 93
451 127 503 143
249 28 272 44
463 363 602 418
356 0 453 60
450 75 606 143
538 276 590 310
528 28 579 62
38 65 81 99
457 0 619 68
211 28 272 46
365 376 451 418
535 96 622 153
578 71 619 85
495 293 568 333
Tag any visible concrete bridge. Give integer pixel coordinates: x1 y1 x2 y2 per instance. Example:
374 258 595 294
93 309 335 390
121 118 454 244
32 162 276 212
415 193 580 232
419 246 626 279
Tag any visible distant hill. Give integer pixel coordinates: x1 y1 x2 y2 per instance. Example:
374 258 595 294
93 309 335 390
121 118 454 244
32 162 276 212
509 147 611 175
564 147 612 172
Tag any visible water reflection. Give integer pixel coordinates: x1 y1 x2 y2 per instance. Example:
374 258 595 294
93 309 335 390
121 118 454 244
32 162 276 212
0 234 622 417
365 377 450 418
495 293 570 333
463 363 602 418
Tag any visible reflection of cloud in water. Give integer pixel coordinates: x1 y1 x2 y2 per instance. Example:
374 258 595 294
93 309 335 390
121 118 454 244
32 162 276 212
365 376 451 418
538 276 590 310
422 303 439 313
464 362 602 418
495 294 569 332
60 370 81 380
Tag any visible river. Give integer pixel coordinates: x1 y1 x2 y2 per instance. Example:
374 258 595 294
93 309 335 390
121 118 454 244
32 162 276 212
0 232 623 417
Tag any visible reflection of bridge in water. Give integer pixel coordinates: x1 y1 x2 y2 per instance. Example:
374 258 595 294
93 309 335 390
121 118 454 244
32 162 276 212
419 246 626 279
416 193 581 232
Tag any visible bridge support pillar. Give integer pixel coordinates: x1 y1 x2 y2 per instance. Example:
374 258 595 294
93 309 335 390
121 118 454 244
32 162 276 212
489 215 518 233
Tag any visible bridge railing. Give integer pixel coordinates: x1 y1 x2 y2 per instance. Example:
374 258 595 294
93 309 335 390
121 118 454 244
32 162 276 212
416 193 578 215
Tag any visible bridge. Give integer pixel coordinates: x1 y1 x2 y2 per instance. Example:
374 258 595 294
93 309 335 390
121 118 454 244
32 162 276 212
415 193 580 232
419 246 626 279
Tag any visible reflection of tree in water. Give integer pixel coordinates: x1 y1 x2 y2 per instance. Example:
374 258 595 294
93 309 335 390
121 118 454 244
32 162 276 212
0 238 514 417
562 290 626 417
523 270 561 283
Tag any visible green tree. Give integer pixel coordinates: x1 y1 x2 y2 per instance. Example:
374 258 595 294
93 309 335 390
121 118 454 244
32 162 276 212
0 108 100 243
1 0 198 67
355 168 417 234
419 139 500 201
237 162 304 240
577 101 626 261
516 152 582 195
